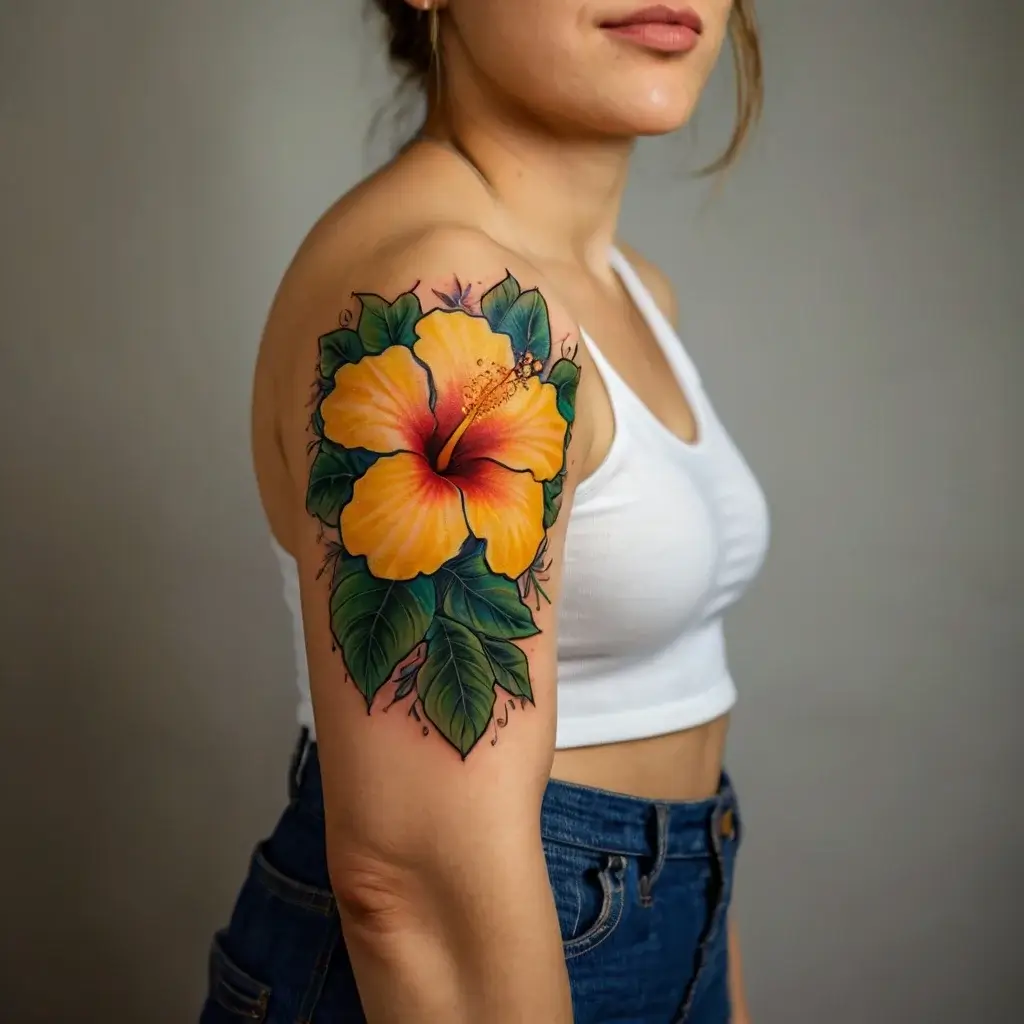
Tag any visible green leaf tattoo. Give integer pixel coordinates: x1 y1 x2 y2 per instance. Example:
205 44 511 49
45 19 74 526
318 327 363 380
355 292 422 354
480 635 534 703
482 276 551 362
436 545 540 640
306 444 376 526
418 616 498 758
542 471 566 531
480 272 521 331
330 557 436 705
546 358 580 425
306 270 581 758
504 290 552 363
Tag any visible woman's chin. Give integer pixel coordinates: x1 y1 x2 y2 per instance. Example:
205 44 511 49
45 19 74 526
603 106 698 139
584 90 700 139
630 111 696 137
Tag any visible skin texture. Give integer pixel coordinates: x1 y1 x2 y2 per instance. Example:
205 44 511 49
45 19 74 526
250 0 751 1019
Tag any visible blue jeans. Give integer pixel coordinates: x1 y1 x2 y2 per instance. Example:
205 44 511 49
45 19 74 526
200 730 741 1023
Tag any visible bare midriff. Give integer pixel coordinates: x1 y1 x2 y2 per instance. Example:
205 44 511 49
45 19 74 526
550 714 729 802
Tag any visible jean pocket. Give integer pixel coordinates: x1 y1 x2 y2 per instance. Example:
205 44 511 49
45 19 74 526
544 840 629 960
201 842 340 1023
204 931 271 1021
250 843 336 917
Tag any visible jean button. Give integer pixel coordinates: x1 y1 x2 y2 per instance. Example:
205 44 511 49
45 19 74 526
720 807 735 839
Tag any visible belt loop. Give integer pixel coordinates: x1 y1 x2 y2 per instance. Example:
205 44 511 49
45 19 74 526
288 727 311 802
638 803 669 907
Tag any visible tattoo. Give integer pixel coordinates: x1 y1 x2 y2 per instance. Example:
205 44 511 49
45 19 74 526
305 272 581 758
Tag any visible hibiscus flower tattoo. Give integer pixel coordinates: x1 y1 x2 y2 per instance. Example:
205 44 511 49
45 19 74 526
306 273 580 758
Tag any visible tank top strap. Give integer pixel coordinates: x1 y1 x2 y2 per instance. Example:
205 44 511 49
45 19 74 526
608 245 703 387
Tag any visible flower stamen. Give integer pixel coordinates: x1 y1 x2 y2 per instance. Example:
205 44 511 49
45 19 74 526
434 353 535 472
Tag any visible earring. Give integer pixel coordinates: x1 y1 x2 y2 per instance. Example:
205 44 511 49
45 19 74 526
427 4 442 95
429 6 440 61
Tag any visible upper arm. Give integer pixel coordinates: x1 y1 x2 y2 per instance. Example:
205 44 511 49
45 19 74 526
281 232 584 879
616 241 679 326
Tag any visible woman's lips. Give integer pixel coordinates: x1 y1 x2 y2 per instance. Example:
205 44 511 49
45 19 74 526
601 6 704 54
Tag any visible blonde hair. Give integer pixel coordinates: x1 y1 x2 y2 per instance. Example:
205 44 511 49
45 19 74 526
702 1 764 173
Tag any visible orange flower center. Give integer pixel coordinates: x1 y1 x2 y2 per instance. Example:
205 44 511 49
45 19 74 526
434 352 540 473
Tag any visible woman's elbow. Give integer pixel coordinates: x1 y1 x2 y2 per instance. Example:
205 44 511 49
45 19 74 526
329 850 427 936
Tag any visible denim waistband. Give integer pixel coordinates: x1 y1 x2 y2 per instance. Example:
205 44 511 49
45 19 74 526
288 728 739 859
540 771 739 861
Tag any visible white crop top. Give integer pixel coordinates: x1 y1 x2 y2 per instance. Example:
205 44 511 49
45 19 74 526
270 246 770 750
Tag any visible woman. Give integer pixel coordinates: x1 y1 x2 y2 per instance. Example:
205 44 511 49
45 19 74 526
202 1 767 1021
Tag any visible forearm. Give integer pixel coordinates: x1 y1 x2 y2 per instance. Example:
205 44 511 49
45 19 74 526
336 854 573 1023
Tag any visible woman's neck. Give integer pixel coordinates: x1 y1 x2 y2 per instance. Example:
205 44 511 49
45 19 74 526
421 99 634 272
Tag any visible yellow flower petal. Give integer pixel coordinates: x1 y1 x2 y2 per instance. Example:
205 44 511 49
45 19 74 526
341 453 469 580
322 346 435 456
450 459 545 579
413 308 567 481
455 376 567 482
413 309 517 443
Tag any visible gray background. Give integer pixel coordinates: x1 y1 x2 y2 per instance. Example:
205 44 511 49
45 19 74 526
1 1 1021 1021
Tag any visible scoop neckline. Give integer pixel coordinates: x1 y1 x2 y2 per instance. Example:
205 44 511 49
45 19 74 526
585 246 709 456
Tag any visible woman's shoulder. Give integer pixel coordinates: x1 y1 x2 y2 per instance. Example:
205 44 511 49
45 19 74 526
261 213 588 438
273 146 512 306
266 168 585 362
265 222 582 369
255 213 592 548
